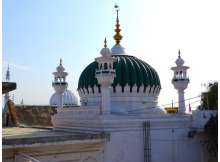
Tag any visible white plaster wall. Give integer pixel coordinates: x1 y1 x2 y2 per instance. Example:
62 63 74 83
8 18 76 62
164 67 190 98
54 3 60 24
104 131 143 162
52 108 211 162
80 95 158 113
111 98 157 113
103 126 207 162
79 86 160 114
151 128 205 162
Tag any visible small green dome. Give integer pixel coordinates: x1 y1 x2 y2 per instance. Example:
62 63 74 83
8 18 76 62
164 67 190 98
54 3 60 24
78 55 161 93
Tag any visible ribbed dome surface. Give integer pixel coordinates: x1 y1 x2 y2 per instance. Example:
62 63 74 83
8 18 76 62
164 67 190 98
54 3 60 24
50 90 79 106
78 55 161 92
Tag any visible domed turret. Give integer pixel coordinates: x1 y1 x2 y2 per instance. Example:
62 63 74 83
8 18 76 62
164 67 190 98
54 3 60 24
51 59 79 108
56 59 65 73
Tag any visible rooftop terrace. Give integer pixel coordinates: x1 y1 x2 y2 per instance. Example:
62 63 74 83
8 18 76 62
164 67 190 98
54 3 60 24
3 127 108 148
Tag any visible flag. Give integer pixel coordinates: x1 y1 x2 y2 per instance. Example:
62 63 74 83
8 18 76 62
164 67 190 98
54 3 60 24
189 102 191 112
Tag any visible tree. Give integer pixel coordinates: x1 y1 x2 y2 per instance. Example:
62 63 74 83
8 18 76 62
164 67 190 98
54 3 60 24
201 82 218 110
200 82 218 161
204 115 218 161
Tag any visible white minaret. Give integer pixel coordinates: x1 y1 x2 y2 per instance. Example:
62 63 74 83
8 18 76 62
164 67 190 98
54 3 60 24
52 59 68 108
171 50 190 114
95 38 116 114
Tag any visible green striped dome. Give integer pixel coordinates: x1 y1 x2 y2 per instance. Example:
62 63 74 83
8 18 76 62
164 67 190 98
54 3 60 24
78 55 161 92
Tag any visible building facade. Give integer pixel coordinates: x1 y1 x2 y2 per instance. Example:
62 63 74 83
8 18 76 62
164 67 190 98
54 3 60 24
2 6 217 162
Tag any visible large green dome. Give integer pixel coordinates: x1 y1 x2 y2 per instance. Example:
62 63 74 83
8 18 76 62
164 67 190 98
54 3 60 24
78 55 161 93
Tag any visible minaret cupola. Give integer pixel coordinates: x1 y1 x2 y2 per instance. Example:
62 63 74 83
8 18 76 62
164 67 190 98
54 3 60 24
171 50 190 114
50 59 79 107
52 59 68 108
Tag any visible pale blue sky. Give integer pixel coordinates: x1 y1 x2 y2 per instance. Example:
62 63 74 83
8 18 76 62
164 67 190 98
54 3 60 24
2 0 219 109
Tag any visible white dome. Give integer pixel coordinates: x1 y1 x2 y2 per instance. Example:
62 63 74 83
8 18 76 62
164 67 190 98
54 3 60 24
175 56 184 66
56 64 65 73
50 90 79 107
111 44 125 55
175 50 185 66
100 47 111 57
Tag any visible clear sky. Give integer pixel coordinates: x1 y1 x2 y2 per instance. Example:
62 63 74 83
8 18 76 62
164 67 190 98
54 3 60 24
2 0 219 109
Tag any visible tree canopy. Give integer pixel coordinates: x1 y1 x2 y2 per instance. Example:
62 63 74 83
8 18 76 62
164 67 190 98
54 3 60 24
204 115 218 160
200 82 218 110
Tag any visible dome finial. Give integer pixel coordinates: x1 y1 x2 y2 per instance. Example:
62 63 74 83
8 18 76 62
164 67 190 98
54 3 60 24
113 4 123 45
104 37 107 48
56 58 65 73
100 38 111 56
60 58 62 66
178 49 181 58
6 64 10 81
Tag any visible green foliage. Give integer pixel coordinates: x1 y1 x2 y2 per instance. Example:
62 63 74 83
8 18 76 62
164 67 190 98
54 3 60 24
201 82 218 110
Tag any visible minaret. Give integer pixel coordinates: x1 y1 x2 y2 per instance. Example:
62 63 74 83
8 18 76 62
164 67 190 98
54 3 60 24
171 50 190 114
6 64 10 81
4 65 11 105
52 59 68 108
95 38 116 114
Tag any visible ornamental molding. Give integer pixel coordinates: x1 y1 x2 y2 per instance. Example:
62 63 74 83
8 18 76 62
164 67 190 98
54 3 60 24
78 85 160 97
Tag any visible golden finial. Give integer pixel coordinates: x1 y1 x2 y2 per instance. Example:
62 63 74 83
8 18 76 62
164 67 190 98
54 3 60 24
104 38 107 48
114 4 123 44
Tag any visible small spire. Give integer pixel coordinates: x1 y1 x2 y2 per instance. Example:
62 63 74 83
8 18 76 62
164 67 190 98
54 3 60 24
113 4 123 45
60 58 62 66
6 64 10 81
104 38 107 48
100 38 111 56
21 98 24 105
178 49 181 57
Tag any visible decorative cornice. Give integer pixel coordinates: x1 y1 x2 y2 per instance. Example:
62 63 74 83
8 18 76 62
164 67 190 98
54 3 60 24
78 85 161 97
